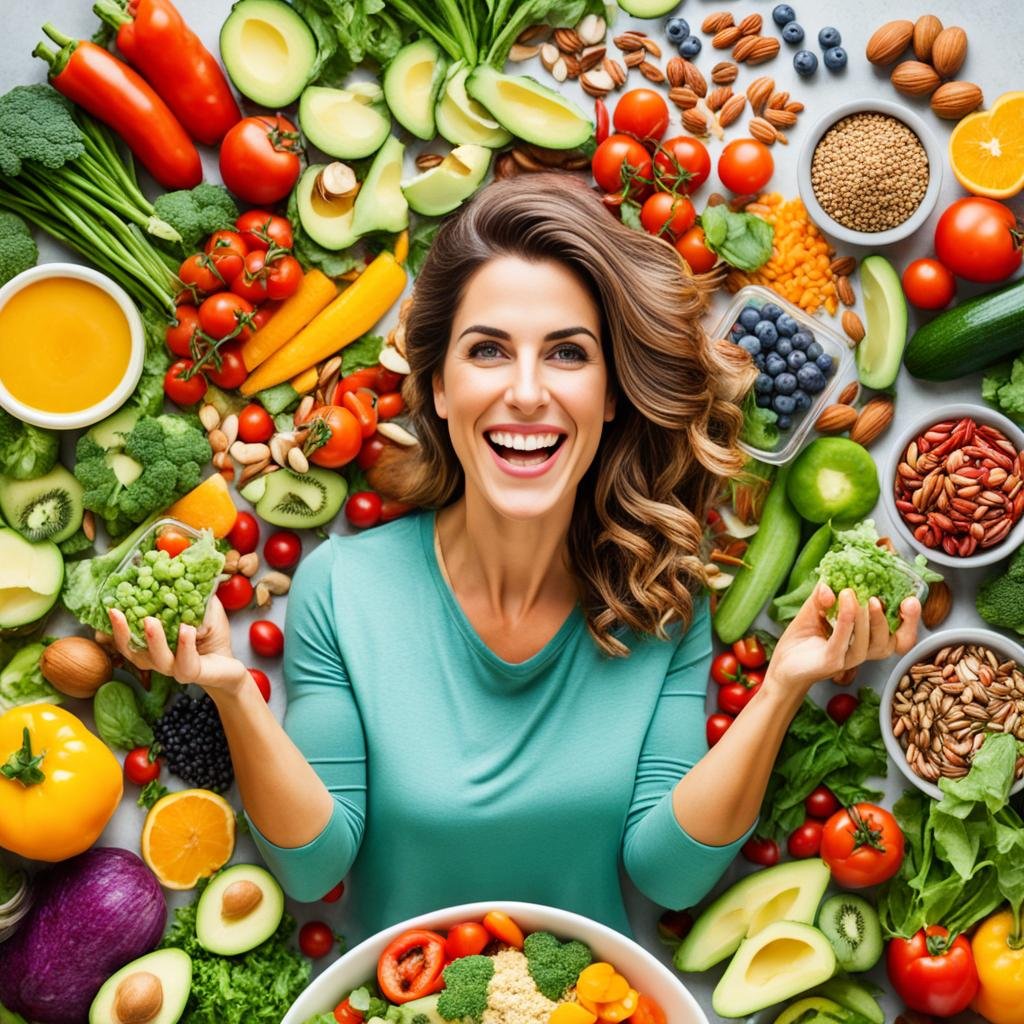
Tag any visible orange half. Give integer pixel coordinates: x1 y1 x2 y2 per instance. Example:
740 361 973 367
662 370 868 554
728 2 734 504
949 92 1024 198
141 788 236 889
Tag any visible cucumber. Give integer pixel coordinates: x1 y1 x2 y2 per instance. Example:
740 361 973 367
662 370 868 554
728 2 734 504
785 522 833 592
713 465 802 644
903 276 1024 381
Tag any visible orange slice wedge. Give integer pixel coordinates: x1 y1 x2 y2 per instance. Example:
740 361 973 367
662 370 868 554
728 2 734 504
949 92 1024 199
166 473 238 537
141 788 236 889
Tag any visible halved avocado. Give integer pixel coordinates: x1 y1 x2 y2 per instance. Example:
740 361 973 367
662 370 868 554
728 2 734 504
857 254 908 389
352 136 409 237
617 0 684 14
255 467 347 528
89 948 192 1024
712 921 837 1018
673 858 830 972
196 864 284 956
300 83 392 160
295 164 359 250
466 66 594 149
435 62 512 149
402 145 490 216
220 0 316 107
0 463 84 544
0 528 63 630
384 39 447 140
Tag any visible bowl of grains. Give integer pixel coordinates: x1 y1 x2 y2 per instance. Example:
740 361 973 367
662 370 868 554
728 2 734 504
882 628 1024 801
797 99 943 246
885 403 1024 568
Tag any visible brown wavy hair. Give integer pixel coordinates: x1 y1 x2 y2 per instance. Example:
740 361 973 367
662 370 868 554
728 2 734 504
395 173 755 656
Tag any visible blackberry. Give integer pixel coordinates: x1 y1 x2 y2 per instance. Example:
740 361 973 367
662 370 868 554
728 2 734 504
154 693 234 793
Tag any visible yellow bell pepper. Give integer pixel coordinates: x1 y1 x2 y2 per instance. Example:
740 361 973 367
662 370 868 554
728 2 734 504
972 909 1024 1024
0 704 123 861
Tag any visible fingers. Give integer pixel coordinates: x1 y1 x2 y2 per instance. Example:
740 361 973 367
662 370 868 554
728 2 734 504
107 609 154 671
824 587 857 666
894 596 922 655
174 624 203 684
142 617 177 675
844 595 871 668
865 597 895 660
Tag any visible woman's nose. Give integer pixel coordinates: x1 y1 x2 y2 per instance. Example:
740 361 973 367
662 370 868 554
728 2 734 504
505 356 549 412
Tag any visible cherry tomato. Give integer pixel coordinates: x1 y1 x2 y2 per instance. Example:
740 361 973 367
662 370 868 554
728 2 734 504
228 511 260 555
640 191 696 239
445 922 490 961
322 881 345 903
380 499 414 523
612 88 670 143
217 573 254 611
934 197 1023 283
205 341 248 390
298 920 335 959
234 404 273 444
741 836 781 867
710 651 742 686
124 746 162 786
178 252 223 295
333 998 363 1024
592 133 653 198
232 249 271 303
901 258 956 310
378 929 447 1003
804 785 839 820
264 530 302 570
717 138 774 195
787 819 824 859
198 292 254 342
166 305 200 358
309 405 362 468
629 993 668 1024
887 926 979 1017
674 226 718 273
357 434 387 471
220 115 302 206
374 367 403 393
653 136 711 194
376 392 405 420
483 911 524 949
250 301 279 332
718 680 760 715
657 909 693 942
236 210 294 251
164 359 207 406
745 668 765 688
821 803 904 888
346 491 383 530
705 712 734 747
248 667 271 702
732 635 767 669
342 389 379 439
204 229 248 281
826 693 859 725
265 253 303 301
155 528 192 558
250 619 284 658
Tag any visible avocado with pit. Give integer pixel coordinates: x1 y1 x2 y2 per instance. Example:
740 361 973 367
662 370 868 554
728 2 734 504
220 0 316 107
255 466 347 528
384 39 447 140
435 63 512 149
712 920 837 1018
300 83 392 160
396 994 444 1024
352 135 409 237
465 66 594 150
674 858 830 972
89 948 192 1024
295 164 359 250
0 462 84 544
402 145 491 217
196 864 285 956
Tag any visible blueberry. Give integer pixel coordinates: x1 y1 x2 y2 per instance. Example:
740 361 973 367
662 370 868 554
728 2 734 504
775 372 797 396
753 353 766 370
739 306 761 330
775 338 793 357
665 17 690 43
773 394 796 415
760 302 783 321
794 49 818 75
753 320 778 345
787 349 807 370
806 340 823 360
731 323 747 341
766 353 788 377
678 35 702 58
818 26 841 48
797 364 826 393
755 372 774 394
792 389 811 412
823 46 847 70
777 415 793 430
816 352 836 374
790 331 812 351
782 21 805 43
776 314 798 337
738 335 761 356
772 4 796 26
756 393 772 409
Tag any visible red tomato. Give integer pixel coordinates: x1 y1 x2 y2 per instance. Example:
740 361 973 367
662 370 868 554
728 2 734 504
265 254 303 301
934 197 1023 283
901 258 956 310
309 405 362 468
613 88 670 143
788 820 824 859
299 920 335 959
445 922 490 961
199 292 254 342
357 434 386 471
741 836 781 867
710 651 741 685
705 712 734 747
887 926 979 1017
628 993 667 1024
220 115 302 206
374 367 403 393
718 680 760 715
333 998 363 1024
653 136 711 194
346 491 383 530
342 389 379 440
155 528 192 558
377 929 447 1003
124 746 161 785
250 301 278 332
732 635 767 669
166 305 200 358
248 667 271 702
804 785 839 820
217 574 253 611
264 530 302 570
674 226 718 273
235 404 273 444
164 359 207 406
178 252 223 295
228 511 260 554
483 911 525 949
236 210 294 251
821 803 904 888
204 229 247 281
826 693 859 725
250 620 284 658
206 341 248 390
595 98 609 145
380 499 414 523
640 192 696 239
322 881 345 903
592 134 653 198
717 138 774 195
232 249 272 303
376 392 405 420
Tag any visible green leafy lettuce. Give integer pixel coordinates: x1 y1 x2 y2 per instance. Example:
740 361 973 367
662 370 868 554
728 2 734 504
341 333 384 375
406 216 442 277
0 639 59 712
739 390 779 450
700 204 774 272
981 356 1024 426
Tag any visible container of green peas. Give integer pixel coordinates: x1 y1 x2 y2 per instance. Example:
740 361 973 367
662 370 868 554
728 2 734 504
101 518 227 650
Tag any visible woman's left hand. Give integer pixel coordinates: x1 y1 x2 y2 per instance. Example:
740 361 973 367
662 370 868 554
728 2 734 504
765 583 921 696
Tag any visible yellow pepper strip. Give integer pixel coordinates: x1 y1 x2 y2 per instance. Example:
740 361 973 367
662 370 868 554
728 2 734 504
972 909 1024 1024
0 704 122 862
290 366 320 395
393 229 410 264
598 988 639 1023
549 1005 597 1024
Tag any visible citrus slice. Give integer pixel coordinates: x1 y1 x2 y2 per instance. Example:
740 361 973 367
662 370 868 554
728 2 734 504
141 788 236 889
166 473 238 537
949 92 1024 199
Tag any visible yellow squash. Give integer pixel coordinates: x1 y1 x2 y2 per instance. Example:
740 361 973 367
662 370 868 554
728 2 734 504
972 909 1024 1024
0 704 123 861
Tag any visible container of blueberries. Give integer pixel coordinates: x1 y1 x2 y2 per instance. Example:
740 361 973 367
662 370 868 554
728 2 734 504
712 285 853 465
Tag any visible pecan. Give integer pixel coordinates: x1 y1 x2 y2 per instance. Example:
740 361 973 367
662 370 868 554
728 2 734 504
613 31 646 52
746 37 781 64
603 57 627 85
830 256 857 277
738 13 763 35
745 76 775 114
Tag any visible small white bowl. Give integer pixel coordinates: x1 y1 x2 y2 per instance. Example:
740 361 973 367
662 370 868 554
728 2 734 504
797 99 943 247
884 402 1024 568
282 900 708 1024
0 263 145 430
881 627 1024 801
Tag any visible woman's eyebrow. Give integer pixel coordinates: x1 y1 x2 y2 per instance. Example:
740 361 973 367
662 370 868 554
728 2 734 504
456 325 598 341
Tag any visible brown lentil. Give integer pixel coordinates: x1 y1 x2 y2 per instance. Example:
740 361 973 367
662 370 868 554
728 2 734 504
811 112 929 232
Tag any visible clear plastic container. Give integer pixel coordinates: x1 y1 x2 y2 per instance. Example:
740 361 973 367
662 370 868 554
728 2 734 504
710 285 854 465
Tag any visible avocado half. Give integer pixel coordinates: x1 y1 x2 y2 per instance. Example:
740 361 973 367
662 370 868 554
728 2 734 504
435 62 512 149
857 254 908 389
89 948 192 1024
402 145 491 217
0 527 64 631
352 135 409 237
295 164 359 250
300 82 392 160
196 864 285 956
384 39 447 141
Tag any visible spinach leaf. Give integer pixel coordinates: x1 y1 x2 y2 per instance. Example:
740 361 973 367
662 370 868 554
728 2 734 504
341 334 384 376
700 204 774 271
406 217 442 277
93 680 153 751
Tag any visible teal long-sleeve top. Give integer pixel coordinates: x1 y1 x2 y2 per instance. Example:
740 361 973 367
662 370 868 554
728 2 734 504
249 510 752 942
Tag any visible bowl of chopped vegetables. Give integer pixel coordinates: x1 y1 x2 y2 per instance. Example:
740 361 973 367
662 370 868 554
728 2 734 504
282 901 707 1024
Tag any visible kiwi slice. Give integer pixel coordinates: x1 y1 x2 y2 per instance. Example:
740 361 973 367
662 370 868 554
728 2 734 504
817 894 883 973
0 463 84 543
255 467 347 528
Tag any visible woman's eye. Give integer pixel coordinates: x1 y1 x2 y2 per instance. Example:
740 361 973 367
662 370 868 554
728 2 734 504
469 341 504 360
551 343 587 363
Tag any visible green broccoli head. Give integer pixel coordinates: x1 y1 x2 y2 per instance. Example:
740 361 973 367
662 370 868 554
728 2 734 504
152 183 239 252
0 408 58 481
0 210 37 286
0 84 84 177
436 955 494 1023
411 1016 431 1024
522 931 593 1002
976 545 1024 634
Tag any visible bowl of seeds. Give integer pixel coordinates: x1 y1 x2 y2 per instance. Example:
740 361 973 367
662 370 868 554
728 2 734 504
881 628 1024 800
797 99 943 246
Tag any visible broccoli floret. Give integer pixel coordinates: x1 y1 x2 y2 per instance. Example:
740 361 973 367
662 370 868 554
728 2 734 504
0 408 58 481
411 1016 431 1024
437 956 494 1023
0 84 83 176
153 183 239 252
0 210 37 285
976 545 1024 635
522 931 593 1002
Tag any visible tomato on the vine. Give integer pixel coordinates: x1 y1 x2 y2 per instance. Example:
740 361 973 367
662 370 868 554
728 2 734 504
250 620 284 658
821 803 904 888
826 693 859 725
732 635 767 669
217 573 253 612
640 191 696 239
298 920 335 959
346 491 383 530
887 926 979 1017
934 197 1023 283
901 257 956 310
220 115 302 206
705 712 733 747
718 680 761 715
238 404 274 443
787 819 824 859
612 88 670 143
124 746 161 786
178 253 223 295
804 785 839 820
232 249 271 303
227 511 259 554
204 229 247 281
717 138 774 195
236 210 294 251
264 530 302 570
205 341 248 390
653 136 711 194
248 667 271 702
250 301 278 332
445 922 489 961
166 306 200 358
741 836 781 867
674 226 717 274
164 359 206 406
199 292 254 342
309 405 362 468
710 651 742 685
592 133 653 198
265 253 303 301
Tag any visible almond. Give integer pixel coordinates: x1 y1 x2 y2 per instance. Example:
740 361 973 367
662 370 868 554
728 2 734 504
666 56 687 88
508 43 540 61
931 26 967 78
921 580 952 629
764 107 797 128
706 86 733 112
767 90 790 110
785 100 805 113
837 381 860 405
638 60 665 83
930 80 982 119
712 26 743 49
682 108 710 136
850 398 895 447
711 61 738 84
668 86 700 109
718 93 747 127
579 45 606 72
890 60 941 96
745 76 775 115
415 152 444 171
745 37 780 65
842 310 866 344
731 36 760 62
836 275 856 307
603 58 627 86
815 404 858 434
913 14 943 62
738 13 762 36
681 61 707 96
702 12 734 33
613 32 645 52
640 36 662 58
575 14 606 47
623 49 645 68
580 68 615 96
865 20 914 65
553 28 583 54
748 117 777 146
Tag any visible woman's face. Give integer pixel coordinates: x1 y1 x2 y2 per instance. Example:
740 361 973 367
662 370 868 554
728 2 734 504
434 256 615 522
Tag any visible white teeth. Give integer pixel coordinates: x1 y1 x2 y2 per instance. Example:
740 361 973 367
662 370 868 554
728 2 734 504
487 431 560 451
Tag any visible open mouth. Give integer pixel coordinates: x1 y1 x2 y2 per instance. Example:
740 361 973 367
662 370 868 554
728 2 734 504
485 430 567 468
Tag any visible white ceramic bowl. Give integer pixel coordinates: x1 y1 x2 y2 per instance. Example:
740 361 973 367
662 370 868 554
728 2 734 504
884 402 1024 568
881 627 1024 801
0 263 145 430
282 901 708 1024
797 99 943 247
